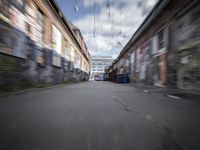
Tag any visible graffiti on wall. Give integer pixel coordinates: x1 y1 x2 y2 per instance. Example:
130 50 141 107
0 1 46 59
169 6 200 90
0 3 27 59
177 42 200 89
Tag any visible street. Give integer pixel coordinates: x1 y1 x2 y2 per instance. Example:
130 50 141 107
0 81 200 150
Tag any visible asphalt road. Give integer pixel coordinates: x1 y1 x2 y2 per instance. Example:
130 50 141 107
0 81 200 150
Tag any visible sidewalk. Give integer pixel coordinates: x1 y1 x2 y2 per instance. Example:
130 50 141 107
128 83 200 103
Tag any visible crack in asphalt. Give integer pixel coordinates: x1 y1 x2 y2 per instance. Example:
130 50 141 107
112 96 141 115
112 95 189 150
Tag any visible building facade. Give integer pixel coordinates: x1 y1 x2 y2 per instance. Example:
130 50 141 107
108 0 200 91
0 0 91 91
91 56 114 77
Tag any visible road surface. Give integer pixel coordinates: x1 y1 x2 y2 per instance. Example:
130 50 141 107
0 81 200 150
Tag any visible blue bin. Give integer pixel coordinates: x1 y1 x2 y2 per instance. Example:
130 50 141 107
117 74 129 83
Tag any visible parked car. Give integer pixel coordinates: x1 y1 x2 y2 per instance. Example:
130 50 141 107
95 76 100 81
95 74 104 81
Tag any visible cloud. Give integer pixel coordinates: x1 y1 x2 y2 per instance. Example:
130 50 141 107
73 0 158 57
83 0 105 8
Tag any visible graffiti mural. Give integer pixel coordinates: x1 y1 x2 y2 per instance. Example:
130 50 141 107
177 42 200 90
0 0 27 59
169 6 200 90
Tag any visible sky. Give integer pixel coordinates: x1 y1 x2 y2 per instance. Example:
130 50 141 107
57 0 158 58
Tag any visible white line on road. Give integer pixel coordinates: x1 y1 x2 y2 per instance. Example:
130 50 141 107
166 94 182 100
143 90 151 94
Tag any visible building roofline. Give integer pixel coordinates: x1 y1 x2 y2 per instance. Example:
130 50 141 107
45 0 91 61
113 0 170 65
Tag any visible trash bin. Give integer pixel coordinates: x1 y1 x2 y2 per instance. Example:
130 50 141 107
117 74 122 83
124 74 130 83
117 74 129 83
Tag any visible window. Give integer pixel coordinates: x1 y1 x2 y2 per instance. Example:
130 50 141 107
75 52 81 68
158 30 164 49
25 4 44 47
52 26 60 47
70 46 75 62
34 7 45 48
97 69 103 72
98 66 103 68
52 25 62 66
63 39 70 61
131 52 135 63
74 51 78 66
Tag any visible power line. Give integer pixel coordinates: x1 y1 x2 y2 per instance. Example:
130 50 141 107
100 23 102 51
74 0 79 20
93 0 96 38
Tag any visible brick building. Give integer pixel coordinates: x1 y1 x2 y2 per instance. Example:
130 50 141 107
108 0 200 91
0 0 91 90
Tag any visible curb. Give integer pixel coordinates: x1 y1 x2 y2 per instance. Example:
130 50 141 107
0 81 87 97
128 83 200 101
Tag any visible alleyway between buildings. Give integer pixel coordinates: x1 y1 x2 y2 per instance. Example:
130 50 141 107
0 81 200 150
